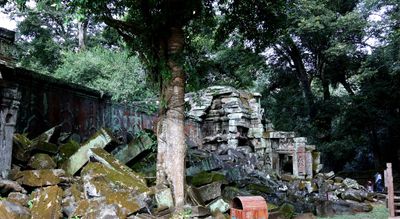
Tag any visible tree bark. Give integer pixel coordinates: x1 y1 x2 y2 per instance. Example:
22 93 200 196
78 19 88 51
340 79 355 96
320 64 331 101
156 27 186 209
284 39 316 119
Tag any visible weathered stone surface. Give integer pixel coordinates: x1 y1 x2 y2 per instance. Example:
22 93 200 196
12 133 32 162
0 83 20 178
58 140 80 160
128 213 157 219
6 192 28 206
87 147 148 188
0 179 26 195
267 131 296 139
64 128 115 175
189 205 210 217
208 198 229 214
341 188 363 202
323 171 335 179
315 200 372 217
278 203 295 219
334 176 344 183
27 153 56 169
196 181 222 202
111 132 154 164
32 126 60 143
155 187 174 209
30 185 63 219
62 183 84 217
221 186 251 201
72 198 124 219
186 156 222 176
245 183 275 194
281 174 297 182
31 141 58 154
343 178 360 189
14 169 64 187
190 171 225 187
0 200 30 219
81 161 149 216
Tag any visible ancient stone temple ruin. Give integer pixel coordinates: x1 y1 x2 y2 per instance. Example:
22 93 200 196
186 86 322 178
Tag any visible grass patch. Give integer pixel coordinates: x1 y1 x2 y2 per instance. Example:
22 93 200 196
317 204 388 219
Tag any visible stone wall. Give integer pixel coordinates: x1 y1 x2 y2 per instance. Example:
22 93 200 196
186 86 321 178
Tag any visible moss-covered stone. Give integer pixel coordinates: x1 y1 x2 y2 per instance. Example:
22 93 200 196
155 187 174 209
82 162 149 195
279 203 295 219
61 183 84 217
30 185 63 219
14 169 64 187
27 153 56 170
64 128 115 175
112 132 154 164
31 141 58 154
81 160 150 216
88 148 148 186
6 192 29 207
208 198 230 214
72 198 122 219
59 140 80 159
190 171 225 187
0 200 30 219
196 181 222 202
245 183 274 194
268 203 279 211
12 134 33 162
72 198 124 219
221 186 251 201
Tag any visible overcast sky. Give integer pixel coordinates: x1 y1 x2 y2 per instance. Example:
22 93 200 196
0 12 16 30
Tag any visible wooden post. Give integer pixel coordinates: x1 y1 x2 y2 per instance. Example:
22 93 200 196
386 163 395 217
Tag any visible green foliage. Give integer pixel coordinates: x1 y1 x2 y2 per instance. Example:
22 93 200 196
317 204 388 219
53 46 156 103
6 0 400 172
27 199 33 209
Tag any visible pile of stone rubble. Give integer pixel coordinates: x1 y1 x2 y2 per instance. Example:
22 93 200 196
185 147 380 218
0 86 383 219
0 127 160 218
0 125 380 219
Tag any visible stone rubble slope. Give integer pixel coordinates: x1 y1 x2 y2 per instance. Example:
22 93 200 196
0 86 383 218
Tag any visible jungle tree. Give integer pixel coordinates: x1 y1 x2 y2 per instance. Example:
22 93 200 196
65 0 206 208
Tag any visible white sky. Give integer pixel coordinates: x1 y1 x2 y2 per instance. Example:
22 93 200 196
0 12 17 30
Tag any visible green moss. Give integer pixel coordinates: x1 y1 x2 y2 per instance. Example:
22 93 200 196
279 203 295 219
13 134 32 149
245 183 274 194
81 162 149 194
268 203 279 211
190 171 226 187
317 204 388 219
59 140 80 158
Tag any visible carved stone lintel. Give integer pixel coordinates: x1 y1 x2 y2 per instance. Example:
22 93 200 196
0 82 20 178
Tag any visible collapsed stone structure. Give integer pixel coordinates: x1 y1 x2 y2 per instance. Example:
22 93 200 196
186 86 322 178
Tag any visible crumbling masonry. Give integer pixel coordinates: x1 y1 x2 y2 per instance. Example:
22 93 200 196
186 86 322 178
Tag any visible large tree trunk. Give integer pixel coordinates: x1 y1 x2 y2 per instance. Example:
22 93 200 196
78 19 88 51
285 39 316 119
156 27 186 209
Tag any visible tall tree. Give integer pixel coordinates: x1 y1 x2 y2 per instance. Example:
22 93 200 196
69 0 205 208
218 0 366 120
